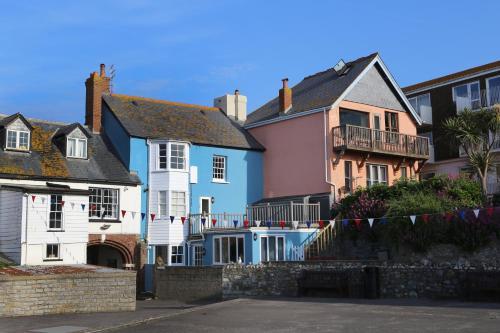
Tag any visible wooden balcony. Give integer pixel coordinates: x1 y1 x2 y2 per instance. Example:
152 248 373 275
332 125 430 159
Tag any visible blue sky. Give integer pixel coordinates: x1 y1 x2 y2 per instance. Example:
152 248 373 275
1 0 499 123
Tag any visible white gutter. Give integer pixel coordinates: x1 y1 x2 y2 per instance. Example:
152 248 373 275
244 106 332 129
145 139 152 244
23 194 28 265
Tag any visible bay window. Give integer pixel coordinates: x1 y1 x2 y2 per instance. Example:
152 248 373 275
408 93 431 117
157 142 186 170
171 191 186 217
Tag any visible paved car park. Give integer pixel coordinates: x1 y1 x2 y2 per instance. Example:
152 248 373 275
110 298 500 333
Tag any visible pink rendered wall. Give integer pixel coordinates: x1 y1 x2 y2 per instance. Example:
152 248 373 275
248 112 331 198
249 100 420 199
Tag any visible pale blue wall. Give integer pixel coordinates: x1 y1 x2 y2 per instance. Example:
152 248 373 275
102 107 149 238
199 230 317 265
190 145 263 214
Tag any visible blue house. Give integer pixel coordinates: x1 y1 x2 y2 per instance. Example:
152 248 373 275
84 66 319 291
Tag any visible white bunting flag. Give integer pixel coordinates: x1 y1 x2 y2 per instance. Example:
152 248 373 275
101 206 106 217
70 202 75 210
131 211 136 220
41 197 46 204
473 209 480 218
255 220 261 227
410 215 416 224
368 218 374 228
292 221 299 229
330 219 336 228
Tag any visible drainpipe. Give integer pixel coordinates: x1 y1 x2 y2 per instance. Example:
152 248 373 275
145 139 152 246
323 107 336 202
23 193 29 265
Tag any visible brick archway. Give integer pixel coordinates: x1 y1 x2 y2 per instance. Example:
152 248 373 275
87 238 135 268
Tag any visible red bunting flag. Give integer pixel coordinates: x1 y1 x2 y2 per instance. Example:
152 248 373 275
422 214 429 223
487 207 494 217
318 220 324 229
60 200 65 207
354 218 362 230
243 219 249 228
181 216 186 225
150 213 156 222
31 195 36 202
121 210 126 218
212 218 217 226
279 220 285 229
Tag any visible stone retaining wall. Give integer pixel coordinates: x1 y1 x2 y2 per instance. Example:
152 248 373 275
0 266 136 317
155 261 500 301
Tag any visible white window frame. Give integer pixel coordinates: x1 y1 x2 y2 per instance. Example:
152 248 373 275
213 235 245 265
88 187 120 220
366 164 388 187
6 130 30 151
212 155 227 182
260 235 286 262
158 191 168 218
66 137 87 159
452 81 480 111
170 245 184 266
170 143 186 170
44 243 61 260
48 194 64 231
408 93 431 117
486 75 500 107
193 245 203 266
170 191 186 218
156 142 188 171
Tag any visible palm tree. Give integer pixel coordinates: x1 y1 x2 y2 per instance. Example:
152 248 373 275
442 106 500 197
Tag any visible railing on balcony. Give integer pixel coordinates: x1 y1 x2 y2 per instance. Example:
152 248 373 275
189 202 321 235
332 124 430 159
246 202 320 224
455 87 500 113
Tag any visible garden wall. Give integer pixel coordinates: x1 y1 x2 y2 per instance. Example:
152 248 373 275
155 259 500 302
0 265 136 317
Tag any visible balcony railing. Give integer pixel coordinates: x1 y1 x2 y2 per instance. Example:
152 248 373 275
189 202 321 235
455 87 500 113
332 124 430 159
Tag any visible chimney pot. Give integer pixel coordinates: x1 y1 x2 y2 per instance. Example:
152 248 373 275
282 78 289 89
234 89 239 95
100 64 106 77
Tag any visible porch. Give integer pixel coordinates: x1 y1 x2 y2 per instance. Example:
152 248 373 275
332 124 430 159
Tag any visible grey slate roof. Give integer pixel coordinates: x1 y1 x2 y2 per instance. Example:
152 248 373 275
0 114 140 185
103 94 264 151
245 53 378 125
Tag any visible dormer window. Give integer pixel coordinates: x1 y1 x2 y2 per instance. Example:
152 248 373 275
6 130 30 150
67 137 87 159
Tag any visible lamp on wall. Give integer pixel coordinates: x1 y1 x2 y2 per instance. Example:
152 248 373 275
253 233 258 241
211 196 215 204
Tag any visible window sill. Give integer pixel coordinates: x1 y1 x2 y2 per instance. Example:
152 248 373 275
43 258 63 262
4 148 30 153
89 219 121 223
47 229 65 232
152 169 188 173
212 180 230 184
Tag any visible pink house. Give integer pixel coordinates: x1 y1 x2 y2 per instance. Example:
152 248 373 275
245 53 429 218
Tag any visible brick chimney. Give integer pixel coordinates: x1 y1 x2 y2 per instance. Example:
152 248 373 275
85 64 110 133
279 78 292 113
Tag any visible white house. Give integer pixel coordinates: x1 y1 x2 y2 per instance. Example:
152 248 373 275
0 113 142 268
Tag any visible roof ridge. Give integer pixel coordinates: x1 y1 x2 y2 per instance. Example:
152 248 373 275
0 113 69 127
403 59 500 92
303 52 379 80
111 93 219 111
